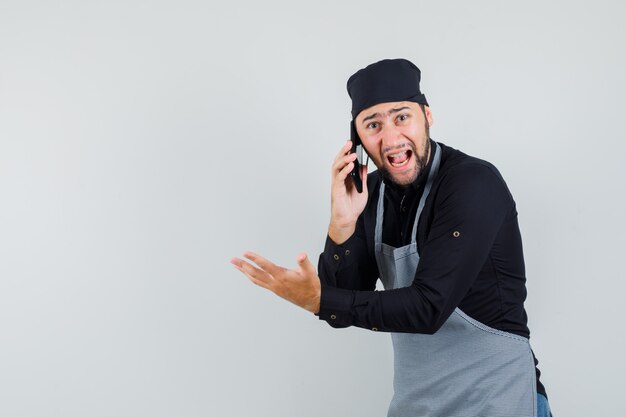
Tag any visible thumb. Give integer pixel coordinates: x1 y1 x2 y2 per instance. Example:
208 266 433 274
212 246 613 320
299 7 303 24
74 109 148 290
297 252 316 275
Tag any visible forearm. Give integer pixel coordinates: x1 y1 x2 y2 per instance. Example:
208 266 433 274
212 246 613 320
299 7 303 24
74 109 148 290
317 222 378 328
317 247 485 334
317 223 377 292
317 285 444 333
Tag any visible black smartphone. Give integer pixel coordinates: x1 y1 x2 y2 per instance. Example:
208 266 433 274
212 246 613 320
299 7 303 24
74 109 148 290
350 120 366 193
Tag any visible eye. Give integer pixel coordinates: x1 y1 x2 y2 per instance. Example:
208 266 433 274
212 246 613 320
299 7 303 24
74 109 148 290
397 114 410 122
366 122 379 129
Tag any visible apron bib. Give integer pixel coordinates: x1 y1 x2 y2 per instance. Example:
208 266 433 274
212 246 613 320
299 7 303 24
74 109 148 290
374 143 537 417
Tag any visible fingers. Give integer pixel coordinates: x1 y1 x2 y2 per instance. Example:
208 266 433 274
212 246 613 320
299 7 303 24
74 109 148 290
231 251 285 288
296 252 316 276
332 145 357 183
337 159 355 183
243 251 282 276
332 141 357 171
332 151 357 177
333 140 352 162
230 256 274 289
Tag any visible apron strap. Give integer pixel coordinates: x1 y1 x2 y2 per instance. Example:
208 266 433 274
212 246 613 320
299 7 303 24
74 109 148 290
410 142 442 243
374 182 386 246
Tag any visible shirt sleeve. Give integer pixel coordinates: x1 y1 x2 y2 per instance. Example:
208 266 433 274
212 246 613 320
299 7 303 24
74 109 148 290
317 163 514 333
317 215 378 328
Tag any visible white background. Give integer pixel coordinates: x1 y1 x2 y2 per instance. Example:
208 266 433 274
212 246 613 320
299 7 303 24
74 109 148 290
1 1 625 415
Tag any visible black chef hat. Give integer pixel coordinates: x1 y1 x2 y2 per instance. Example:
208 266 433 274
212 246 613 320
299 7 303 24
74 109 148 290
347 58 428 120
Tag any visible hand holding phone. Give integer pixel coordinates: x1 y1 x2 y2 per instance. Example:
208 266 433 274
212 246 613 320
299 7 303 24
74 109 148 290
328 131 369 244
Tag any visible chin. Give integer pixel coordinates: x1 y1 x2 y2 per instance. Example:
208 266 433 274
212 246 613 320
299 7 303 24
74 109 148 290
384 166 419 187
392 176 417 187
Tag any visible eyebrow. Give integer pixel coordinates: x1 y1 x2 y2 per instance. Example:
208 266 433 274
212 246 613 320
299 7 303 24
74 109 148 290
361 106 411 124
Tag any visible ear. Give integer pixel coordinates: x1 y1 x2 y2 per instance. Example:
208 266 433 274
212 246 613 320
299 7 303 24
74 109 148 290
424 105 434 127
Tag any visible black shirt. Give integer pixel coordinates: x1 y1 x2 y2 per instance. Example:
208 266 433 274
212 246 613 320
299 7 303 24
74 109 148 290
317 139 547 397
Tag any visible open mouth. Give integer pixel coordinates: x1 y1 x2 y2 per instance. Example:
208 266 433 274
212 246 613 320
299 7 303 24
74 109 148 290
386 149 412 168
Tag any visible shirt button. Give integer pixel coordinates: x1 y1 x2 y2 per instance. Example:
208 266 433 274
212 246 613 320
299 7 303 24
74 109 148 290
401 206 407 212
345 249 350 256
333 254 340 261
330 314 337 320
452 231 461 238
372 327 378 331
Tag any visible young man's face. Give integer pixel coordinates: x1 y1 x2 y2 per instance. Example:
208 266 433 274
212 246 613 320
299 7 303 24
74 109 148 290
355 101 433 187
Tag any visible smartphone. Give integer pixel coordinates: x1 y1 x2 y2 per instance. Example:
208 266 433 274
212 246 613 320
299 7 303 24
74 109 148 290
350 120 367 193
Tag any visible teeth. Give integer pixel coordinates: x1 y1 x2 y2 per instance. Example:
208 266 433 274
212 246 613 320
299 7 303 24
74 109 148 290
389 151 408 158
388 150 410 167
391 158 410 167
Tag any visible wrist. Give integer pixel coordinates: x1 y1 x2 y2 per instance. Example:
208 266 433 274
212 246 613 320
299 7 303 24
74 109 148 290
306 280 321 315
328 222 356 245
308 294 321 315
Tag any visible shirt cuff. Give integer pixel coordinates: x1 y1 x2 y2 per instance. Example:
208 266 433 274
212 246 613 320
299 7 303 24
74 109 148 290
317 283 355 326
322 233 359 274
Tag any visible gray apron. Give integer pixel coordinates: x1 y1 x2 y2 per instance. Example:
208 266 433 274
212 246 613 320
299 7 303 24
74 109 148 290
375 143 537 417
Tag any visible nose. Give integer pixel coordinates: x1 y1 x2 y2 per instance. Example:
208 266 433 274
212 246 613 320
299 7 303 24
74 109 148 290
379 122 404 151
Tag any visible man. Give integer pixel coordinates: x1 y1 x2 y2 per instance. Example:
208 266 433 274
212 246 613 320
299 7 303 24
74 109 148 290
231 58 552 416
